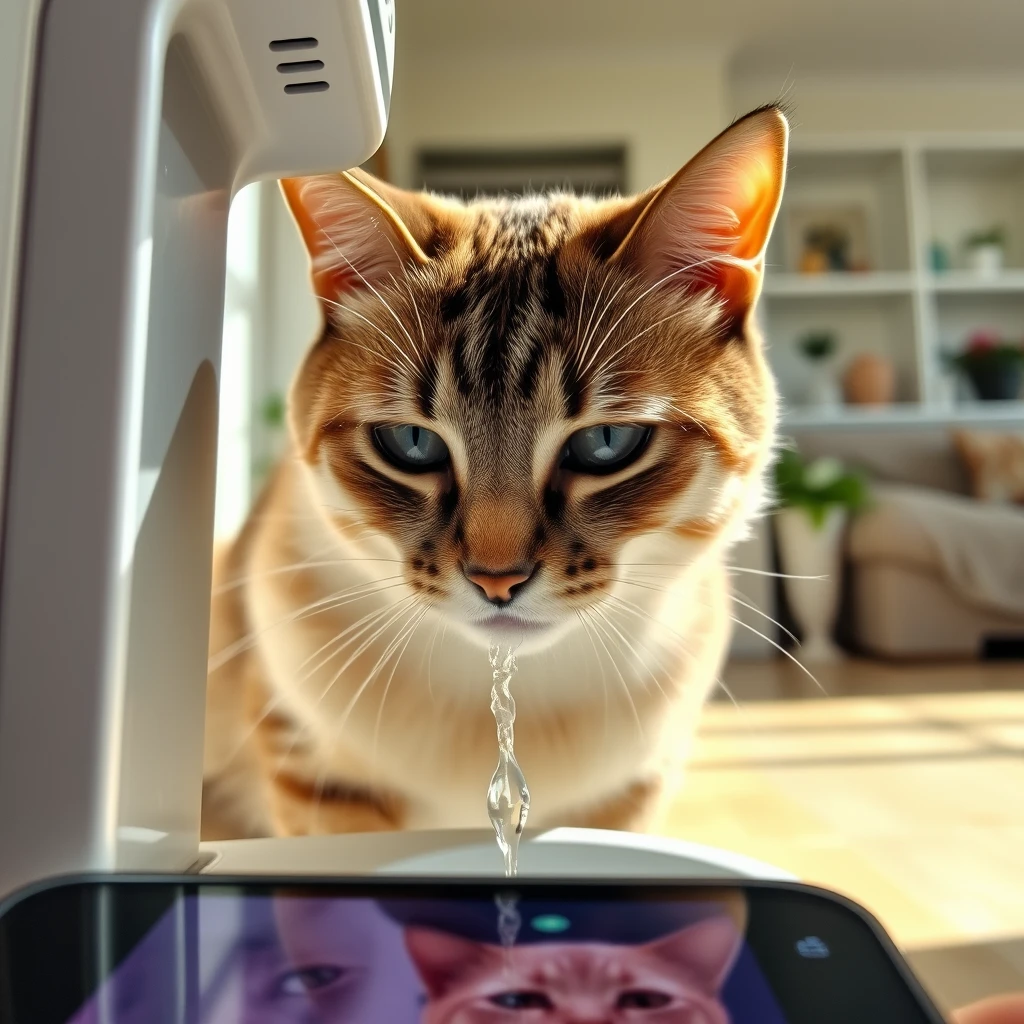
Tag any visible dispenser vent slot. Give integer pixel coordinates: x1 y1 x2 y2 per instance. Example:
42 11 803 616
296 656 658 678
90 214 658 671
283 81 330 95
276 59 325 74
269 37 319 52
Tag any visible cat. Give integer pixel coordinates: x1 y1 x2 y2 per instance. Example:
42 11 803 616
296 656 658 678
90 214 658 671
201 104 788 840
404 914 745 1023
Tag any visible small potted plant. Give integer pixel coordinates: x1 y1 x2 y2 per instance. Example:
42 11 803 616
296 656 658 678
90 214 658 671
945 330 1024 401
772 448 869 662
964 226 1007 276
251 391 287 488
797 330 840 409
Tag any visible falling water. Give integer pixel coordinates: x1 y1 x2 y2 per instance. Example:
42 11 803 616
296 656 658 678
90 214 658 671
495 892 522 949
486 643 530 877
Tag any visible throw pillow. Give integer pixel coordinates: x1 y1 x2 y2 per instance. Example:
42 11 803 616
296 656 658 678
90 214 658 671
952 429 1024 505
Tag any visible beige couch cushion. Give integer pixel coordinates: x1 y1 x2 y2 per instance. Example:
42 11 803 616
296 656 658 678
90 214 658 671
849 484 1024 618
848 493 941 572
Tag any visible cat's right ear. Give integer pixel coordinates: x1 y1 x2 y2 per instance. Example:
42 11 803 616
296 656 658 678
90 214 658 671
280 171 447 302
648 913 747 994
404 927 490 997
579 105 789 327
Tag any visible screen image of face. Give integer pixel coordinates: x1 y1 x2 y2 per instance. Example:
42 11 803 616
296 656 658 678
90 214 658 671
63 889 786 1024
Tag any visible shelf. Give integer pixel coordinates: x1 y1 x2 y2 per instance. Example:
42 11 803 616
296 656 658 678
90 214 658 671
763 273 914 297
763 271 1024 297
781 401 1024 430
928 270 1024 293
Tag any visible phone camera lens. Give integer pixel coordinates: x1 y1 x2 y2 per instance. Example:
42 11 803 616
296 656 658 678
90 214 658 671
795 936 830 959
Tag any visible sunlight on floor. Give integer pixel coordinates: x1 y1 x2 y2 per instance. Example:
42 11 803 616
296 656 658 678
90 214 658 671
655 661 1024 1012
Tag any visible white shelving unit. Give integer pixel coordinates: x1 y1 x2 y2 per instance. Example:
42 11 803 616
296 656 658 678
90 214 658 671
762 134 1024 428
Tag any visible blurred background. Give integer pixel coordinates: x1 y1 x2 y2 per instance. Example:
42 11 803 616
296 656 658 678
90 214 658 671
214 1 1024 1011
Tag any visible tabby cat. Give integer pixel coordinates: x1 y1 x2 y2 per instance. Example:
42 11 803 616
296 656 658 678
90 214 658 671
202 105 788 840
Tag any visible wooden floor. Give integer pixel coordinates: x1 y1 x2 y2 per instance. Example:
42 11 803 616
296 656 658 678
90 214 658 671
656 658 1024 1014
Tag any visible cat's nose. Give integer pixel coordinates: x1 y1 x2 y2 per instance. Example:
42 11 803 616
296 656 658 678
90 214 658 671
464 564 536 605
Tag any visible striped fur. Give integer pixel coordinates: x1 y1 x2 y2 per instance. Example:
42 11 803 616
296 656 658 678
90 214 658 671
202 106 789 840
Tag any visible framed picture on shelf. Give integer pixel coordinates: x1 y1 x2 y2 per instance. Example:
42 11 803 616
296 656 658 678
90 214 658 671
784 203 873 274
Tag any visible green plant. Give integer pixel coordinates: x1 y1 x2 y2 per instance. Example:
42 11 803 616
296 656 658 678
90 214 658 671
773 448 869 529
260 392 286 430
944 331 1024 372
964 226 1007 249
797 331 837 362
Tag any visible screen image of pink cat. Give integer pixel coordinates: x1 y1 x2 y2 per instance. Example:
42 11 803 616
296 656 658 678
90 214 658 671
404 917 745 1023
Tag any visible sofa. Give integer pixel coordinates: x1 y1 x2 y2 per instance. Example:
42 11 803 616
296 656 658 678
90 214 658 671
787 424 1024 660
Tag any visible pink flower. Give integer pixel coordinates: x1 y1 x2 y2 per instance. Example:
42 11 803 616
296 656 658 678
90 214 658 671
966 329 1000 353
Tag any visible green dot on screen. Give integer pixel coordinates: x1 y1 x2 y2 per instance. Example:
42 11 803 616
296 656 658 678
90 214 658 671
531 914 571 934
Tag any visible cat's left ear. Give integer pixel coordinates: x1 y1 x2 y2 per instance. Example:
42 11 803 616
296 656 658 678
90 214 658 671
404 927 491 997
280 170 457 301
609 105 789 327
648 914 746 993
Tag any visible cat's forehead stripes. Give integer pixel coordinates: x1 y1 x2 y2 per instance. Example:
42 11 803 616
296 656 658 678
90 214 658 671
428 195 583 423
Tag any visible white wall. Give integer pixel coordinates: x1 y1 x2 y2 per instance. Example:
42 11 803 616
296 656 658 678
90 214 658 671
732 71 1024 135
386 44 730 192
262 182 320 403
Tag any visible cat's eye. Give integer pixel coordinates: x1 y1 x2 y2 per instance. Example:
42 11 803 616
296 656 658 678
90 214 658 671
489 990 554 1009
617 989 673 1009
373 424 450 472
274 964 345 996
562 424 651 474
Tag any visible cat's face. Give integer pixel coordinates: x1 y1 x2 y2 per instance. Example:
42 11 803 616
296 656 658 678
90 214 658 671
405 915 743 1024
281 107 787 651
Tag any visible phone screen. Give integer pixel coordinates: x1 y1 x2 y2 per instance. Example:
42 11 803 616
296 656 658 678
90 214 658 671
0 877 945 1024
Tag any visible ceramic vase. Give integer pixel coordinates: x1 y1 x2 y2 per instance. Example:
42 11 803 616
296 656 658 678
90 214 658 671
967 244 1004 276
806 363 841 409
774 506 847 662
843 353 896 406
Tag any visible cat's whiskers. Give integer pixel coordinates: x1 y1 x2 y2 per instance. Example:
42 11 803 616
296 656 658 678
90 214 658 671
601 592 702 678
573 260 595 351
619 560 826 583
577 271 634 366
580 254 726 376
579 607 645 739
370 606 429 767
320 296 419 379
421 612 445 704
219 599 416 770
207 576 408 673
317 227 422 359
725 565 827 581
604 593 739 706
609 574 825 694
293 595 419 689
726 614 828 694
211 557 403 597
589 603 671 700
591 307 697 383
574 609 612 739
387 266 430 366
308 603 427 828
311 596 425 709
575 264 615 364
729 592 800 645
267 599 425 806
665 403 714 437
623 568 801 646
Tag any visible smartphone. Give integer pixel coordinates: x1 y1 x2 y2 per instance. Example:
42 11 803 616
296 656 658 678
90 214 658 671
0 874 946 1023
